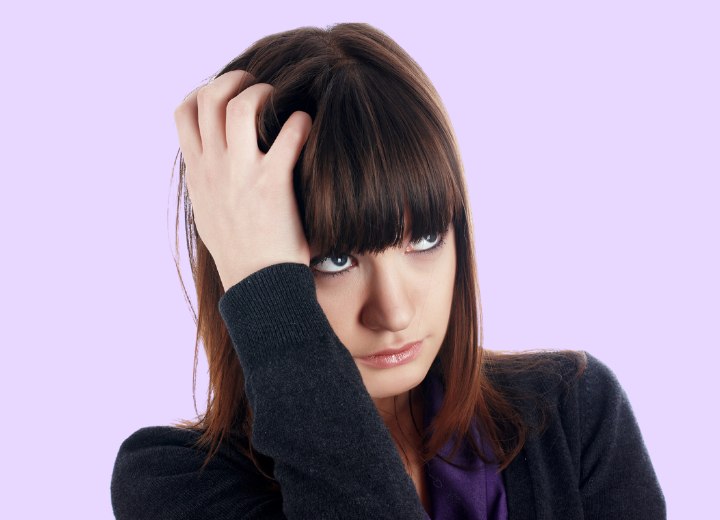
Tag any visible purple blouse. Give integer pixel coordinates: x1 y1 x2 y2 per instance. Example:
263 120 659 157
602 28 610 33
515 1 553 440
420 368 509 520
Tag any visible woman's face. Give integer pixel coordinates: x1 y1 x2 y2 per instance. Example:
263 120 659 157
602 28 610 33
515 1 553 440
310 217 456 413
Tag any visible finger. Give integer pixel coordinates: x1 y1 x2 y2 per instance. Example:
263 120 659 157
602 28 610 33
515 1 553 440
197 70 255 156
264 111 313 174
173 87 203 159
226 82 274 160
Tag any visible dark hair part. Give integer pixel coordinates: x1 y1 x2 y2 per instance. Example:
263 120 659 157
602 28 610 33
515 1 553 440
170 22 588 488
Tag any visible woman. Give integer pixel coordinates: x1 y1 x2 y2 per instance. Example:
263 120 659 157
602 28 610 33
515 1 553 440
111 23 665 519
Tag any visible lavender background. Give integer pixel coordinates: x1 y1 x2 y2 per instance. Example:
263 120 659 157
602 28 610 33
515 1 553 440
2 1 717 518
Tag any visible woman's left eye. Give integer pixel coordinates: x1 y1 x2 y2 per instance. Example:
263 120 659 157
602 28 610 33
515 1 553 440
408 232 442 252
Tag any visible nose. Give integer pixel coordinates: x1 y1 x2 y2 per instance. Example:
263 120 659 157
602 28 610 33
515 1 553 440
359 254 415 332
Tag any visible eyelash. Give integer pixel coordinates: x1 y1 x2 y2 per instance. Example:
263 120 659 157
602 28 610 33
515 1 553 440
311 234 448 279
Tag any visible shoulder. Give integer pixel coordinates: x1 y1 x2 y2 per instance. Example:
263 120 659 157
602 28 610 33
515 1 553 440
482 349 590 404
115 424 203 453
482 349 626 430
112 425 226 478
484 350 666 517
111 425 280 519
483 348 621 392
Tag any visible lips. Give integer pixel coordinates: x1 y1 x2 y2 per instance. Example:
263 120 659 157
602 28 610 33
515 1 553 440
356 340 423 369
360 340 422 359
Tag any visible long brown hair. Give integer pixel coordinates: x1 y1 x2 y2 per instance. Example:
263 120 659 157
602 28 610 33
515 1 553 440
170 23 587 485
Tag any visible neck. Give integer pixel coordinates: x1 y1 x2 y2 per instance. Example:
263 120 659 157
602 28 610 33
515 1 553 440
373 385 424 451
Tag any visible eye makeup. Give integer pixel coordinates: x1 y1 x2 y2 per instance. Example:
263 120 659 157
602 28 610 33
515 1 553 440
310 230 449 278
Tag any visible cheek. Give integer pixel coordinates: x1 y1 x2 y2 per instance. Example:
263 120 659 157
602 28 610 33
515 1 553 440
315 283 361 339
436 248 457 318
437 262 456 317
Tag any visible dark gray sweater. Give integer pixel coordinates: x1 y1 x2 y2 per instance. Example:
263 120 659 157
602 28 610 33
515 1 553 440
110 263 666 519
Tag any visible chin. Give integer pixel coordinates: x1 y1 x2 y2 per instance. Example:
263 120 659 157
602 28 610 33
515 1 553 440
355 361 429 399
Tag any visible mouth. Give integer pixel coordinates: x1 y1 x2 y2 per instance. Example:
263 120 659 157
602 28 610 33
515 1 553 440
356 340 423 369
360 339 423 358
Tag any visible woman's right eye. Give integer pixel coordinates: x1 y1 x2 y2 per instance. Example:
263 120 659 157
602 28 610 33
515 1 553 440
310 254 355 277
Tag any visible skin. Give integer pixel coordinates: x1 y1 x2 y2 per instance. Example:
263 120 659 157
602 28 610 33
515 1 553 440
174 70 455 499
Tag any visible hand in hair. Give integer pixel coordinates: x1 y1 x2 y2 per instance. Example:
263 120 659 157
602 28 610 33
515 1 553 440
174 70 314 292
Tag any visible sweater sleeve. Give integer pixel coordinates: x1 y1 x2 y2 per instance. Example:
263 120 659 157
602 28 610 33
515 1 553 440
110 425 288 519
578 352 666 519
110 263 428 520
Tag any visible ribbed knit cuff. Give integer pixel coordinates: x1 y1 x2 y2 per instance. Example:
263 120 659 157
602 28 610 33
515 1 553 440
217 263 335 369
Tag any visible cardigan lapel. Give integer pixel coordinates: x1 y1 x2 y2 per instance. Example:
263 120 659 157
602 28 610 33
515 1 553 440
502 449 537 520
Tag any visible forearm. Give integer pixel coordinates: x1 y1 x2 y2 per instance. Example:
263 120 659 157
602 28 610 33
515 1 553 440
218 262 427 519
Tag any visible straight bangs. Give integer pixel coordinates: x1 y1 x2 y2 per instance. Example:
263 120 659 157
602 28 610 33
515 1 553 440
292 62 465 258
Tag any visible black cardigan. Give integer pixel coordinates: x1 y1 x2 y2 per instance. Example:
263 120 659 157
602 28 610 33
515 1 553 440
110 263 666 519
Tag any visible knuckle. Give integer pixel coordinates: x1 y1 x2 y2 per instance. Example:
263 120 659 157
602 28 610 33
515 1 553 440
249 81 274 92
283 125 303 144
226 96 253 117
226 82 275 117
243 82 275 101
173 101 191 120
196 83 221 105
